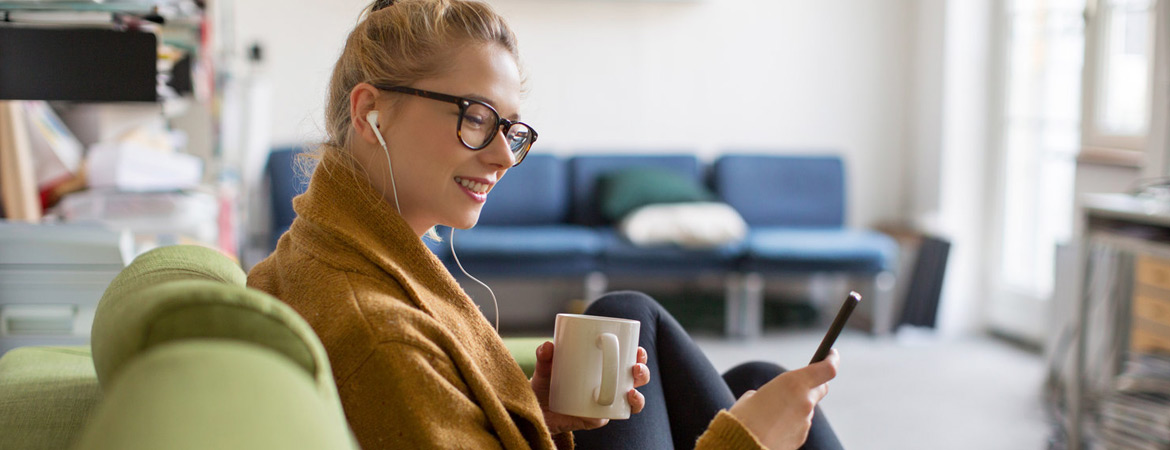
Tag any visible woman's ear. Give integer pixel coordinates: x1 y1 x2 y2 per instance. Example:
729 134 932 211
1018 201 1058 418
349 83 382 145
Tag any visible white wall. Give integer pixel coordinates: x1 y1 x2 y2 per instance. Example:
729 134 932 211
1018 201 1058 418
232 0 915 229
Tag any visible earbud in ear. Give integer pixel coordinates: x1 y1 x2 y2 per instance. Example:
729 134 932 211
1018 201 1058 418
367 110 389 150
367 108 401 215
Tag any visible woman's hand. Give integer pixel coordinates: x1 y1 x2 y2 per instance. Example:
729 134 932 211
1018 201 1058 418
727 349 839 450
530 341 650 435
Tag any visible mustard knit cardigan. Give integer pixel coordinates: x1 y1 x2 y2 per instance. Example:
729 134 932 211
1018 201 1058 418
248 148 764 449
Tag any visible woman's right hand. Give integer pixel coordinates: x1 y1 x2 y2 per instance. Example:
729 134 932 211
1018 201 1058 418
727 349 839 450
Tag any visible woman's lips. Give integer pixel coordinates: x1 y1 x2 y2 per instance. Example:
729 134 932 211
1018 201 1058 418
454 176 492 202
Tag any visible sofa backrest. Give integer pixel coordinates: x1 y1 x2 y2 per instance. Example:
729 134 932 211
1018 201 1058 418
267 147 313 250
569 153 701 226
477 154 569 226
713 154 845 227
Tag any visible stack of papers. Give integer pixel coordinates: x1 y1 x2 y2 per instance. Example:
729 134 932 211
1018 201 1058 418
0 222 132 354
1098 353 1170 449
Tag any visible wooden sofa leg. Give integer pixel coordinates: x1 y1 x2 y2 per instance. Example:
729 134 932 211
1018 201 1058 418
726 273 764 339
870 271 898 335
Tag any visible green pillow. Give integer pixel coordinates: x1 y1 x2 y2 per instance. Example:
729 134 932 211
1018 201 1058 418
597 168 716 222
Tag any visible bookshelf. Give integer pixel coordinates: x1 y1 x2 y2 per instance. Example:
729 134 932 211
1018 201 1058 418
1068 194 1170 449
0 0 233 353
0 0 226 229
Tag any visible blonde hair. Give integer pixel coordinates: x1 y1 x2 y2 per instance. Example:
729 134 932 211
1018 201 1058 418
324 0 519 150
304 0 521 240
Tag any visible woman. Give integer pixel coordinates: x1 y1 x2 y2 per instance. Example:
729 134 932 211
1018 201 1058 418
247 1 843 449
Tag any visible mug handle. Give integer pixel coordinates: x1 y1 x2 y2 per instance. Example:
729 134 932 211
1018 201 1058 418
595 333 619 406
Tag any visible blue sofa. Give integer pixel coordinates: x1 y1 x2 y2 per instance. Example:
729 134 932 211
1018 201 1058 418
265 149 899 337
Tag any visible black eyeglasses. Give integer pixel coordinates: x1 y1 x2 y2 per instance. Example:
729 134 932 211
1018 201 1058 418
373 85 537 166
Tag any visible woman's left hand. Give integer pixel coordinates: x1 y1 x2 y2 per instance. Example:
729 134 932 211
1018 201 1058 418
530 341 650 435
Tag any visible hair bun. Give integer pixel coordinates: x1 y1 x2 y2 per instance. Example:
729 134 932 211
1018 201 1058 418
371 0 396 12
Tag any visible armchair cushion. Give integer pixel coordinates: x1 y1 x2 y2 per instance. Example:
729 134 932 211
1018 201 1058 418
0 346 100 450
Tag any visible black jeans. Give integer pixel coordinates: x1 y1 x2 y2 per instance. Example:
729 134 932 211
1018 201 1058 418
573 291 844 450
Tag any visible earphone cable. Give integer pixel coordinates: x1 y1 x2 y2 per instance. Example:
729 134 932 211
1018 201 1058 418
372 115 495 332
371 116 402 215
448 227 500 333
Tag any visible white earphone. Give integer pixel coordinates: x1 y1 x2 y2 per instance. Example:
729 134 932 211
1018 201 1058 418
366 109 500 332
366 110 402 215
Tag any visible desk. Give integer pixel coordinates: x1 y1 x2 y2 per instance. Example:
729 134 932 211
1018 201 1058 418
1071 194 1170 449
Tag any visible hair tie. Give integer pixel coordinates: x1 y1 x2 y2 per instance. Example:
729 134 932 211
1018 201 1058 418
372 0 396 12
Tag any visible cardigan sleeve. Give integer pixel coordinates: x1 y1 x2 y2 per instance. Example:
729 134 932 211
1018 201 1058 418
694 410 766 450
339 341 507 450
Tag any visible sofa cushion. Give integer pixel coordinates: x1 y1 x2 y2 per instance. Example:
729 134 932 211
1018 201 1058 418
597 168 715 222
74 341 356 450
446 226 601 276
714 155 845 227
743 228 898 273
599 228 745 275
478 154 568 226
0 346 100 450
569 154 701 226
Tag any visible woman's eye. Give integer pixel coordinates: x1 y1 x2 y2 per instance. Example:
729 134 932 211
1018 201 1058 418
463 114 488 127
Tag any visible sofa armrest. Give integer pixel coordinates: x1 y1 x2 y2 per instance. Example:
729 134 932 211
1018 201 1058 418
502 336 550 378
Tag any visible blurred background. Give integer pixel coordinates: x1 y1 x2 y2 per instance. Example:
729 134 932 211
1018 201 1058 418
1 0 1167 448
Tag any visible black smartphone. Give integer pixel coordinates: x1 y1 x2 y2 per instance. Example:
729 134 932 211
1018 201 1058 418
810 291 861 364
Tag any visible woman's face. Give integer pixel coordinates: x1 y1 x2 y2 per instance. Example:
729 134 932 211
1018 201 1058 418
376 43 522 235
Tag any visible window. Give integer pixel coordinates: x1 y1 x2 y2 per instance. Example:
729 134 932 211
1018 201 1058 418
1083 0 1157 152
998 0 1085 299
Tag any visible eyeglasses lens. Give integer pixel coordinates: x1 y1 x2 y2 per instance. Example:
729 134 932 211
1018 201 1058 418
459 103 532 162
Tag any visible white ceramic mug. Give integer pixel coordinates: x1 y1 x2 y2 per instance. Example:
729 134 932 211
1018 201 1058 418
549 313 641 420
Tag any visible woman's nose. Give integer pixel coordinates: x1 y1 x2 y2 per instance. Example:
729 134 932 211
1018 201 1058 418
481 128 516 168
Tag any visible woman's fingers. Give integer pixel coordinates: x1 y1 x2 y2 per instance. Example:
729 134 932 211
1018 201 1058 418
631 363 650 387
801 349 839 388
637 347 647 364
532 341 554 379
627 388 646 414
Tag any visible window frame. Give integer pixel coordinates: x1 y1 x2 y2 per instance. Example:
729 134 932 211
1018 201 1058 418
1080 0 1160 158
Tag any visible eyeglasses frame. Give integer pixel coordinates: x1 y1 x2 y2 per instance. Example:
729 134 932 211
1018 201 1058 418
371 84 537 166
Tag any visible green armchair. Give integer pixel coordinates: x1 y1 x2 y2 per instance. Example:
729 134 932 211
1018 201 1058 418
0 245 356 450
0 244 547 449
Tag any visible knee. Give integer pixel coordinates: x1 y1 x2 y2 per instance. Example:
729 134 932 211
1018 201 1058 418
724 361 785 389
734 361 786 377
584 290 661 322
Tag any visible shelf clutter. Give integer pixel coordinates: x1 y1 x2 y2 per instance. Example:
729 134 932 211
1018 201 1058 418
1095 254 1170 449
0 221 132 354
0 0 242 353
0 0 228 246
